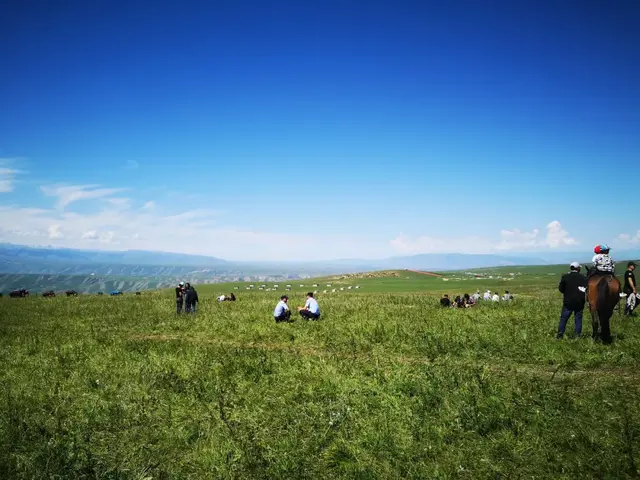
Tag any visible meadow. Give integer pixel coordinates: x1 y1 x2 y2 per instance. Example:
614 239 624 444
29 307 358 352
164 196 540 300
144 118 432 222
1 268 639 478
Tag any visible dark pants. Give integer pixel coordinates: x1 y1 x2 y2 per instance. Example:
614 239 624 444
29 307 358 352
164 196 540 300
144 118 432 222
557 306 583 338
176 299 183 313
186 301 197 313
299 310 320 320
275 311 292 323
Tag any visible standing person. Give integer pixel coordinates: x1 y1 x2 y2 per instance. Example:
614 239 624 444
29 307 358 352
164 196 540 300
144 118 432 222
185 282 199 313
298 292 321 320
175 281 185 313
557 262 588 339
273 295 291 322
623 261 637 316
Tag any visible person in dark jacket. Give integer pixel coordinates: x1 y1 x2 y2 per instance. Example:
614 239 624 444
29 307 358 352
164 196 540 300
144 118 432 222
175 281 185 313
185 282 199 313
557 262 588 339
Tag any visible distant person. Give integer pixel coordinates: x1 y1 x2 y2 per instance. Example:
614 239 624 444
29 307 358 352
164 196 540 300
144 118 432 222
440 294 451 307
217 294 226 302
273 295 291 323
502 291 513 301
185 282 199 313
298 292 321 320
453 295 464 308
491 292 500 302
483 290 492 301
623 261 638 316
229 292 236 301
175 281 185 313
557 262 588 339
464 293 475 307
472 290 481 302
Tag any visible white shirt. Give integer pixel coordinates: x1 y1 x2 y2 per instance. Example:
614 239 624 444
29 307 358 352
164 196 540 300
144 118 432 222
304 297 320 314
483 291 492 300
491 294 500 302
217 295 225 301
274 300 289 317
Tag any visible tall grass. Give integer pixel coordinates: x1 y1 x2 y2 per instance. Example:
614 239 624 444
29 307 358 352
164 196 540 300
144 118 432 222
1 288 639 478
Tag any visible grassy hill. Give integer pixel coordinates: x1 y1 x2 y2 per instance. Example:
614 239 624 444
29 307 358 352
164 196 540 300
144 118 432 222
1 265 639 478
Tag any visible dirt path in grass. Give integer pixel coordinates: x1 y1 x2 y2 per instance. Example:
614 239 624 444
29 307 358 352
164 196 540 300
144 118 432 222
129 333 640 384
408 270 444 278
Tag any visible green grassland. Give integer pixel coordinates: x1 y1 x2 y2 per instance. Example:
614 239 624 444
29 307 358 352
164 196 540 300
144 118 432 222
1 266 639 478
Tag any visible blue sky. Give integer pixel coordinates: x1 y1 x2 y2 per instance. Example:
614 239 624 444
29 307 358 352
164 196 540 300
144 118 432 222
1 0 639 260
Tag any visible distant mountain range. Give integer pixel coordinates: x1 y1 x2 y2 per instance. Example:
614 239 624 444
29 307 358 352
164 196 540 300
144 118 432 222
1 243 638 294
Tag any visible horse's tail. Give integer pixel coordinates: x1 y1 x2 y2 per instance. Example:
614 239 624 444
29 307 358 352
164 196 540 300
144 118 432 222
597 276 611 315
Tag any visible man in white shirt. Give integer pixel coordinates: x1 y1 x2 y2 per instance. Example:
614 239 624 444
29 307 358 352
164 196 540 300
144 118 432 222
298 292 321 320
273 295 291 323
491 293 500 302
472 290 481 302
483 290 492 301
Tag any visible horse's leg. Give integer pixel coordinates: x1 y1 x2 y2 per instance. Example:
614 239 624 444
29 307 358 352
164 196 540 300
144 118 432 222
591 308 600 341
600 311 612 344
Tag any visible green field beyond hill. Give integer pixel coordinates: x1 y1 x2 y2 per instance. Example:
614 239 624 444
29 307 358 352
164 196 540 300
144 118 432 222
1 266 640 478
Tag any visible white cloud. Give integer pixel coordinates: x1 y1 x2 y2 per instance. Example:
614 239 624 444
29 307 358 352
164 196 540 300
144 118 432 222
390 221 579 255
40 184 128 209
616 230 640 245
48 224 64 239
0 202 387 261
544 220 578 248
0 167 19 193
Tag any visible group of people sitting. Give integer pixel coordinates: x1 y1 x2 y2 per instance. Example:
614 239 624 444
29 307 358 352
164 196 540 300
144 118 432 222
273 292 321 322
175 281 199 313
440 290 514 308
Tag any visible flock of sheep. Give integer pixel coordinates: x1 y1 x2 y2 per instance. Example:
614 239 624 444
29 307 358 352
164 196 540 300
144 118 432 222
235 283 362 294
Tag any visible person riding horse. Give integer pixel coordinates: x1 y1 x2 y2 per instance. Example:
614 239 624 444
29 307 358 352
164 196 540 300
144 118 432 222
585 244 621 344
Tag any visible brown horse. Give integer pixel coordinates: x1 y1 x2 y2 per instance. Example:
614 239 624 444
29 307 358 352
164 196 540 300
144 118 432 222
586 271 621 344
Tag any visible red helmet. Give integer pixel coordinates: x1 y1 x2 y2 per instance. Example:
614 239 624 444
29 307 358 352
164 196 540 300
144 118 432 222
594 245 601 254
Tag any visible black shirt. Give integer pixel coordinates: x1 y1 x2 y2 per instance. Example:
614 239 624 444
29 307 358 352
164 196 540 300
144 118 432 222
558 271 587 310
175 287 184 300
185 287 198 304
624 270 636 294
440 297 451 307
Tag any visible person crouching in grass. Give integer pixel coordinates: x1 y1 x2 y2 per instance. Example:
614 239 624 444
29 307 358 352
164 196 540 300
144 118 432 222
274 295 292 323
298 292 321 320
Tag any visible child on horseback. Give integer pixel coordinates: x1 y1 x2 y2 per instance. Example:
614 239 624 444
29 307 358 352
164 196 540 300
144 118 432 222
590 244 615 277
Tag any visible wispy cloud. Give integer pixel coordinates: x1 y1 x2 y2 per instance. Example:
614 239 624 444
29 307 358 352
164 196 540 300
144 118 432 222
0 167 19 193
40 184 128 209
390 220 580 255
616 230 640 245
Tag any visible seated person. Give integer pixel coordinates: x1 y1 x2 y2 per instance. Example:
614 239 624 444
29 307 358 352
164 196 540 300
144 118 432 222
298 292 321 320
273 295 291 322
440 294 451 307
590 244 615 277
464 293 475 307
